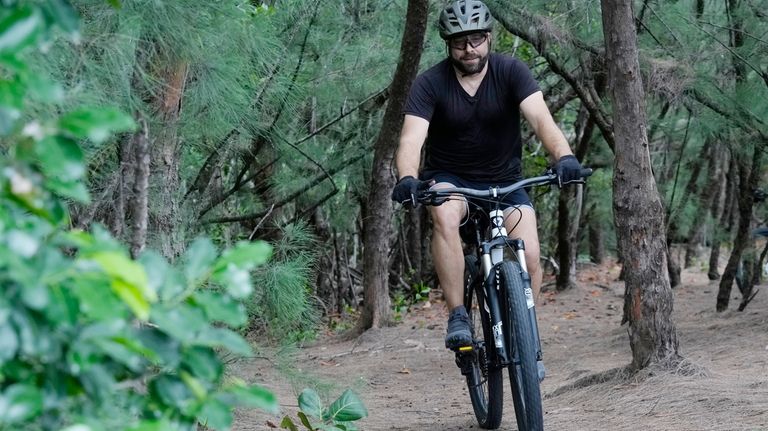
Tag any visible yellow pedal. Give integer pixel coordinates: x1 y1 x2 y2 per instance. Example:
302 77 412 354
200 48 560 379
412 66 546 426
458 346 473 352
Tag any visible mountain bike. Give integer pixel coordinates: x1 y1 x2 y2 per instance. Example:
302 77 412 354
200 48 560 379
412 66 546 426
416 168 591 430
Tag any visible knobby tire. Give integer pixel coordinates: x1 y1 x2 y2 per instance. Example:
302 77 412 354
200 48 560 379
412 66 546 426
497 261 543 431
463 255 503 429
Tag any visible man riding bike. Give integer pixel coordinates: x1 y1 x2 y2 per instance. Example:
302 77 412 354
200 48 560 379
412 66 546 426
391 0 583 365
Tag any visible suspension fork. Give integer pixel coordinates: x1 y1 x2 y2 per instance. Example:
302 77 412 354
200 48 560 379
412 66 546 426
481 250 509 365
509 239 544 363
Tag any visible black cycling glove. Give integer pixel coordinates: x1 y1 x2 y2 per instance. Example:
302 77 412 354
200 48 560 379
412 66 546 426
391 176 427 207
555 155 583 187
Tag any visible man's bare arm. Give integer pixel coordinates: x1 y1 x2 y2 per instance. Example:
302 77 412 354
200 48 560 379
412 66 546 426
520 91 573 160
395 114 430 179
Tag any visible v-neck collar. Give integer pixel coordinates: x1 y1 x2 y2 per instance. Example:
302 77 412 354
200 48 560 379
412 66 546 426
452 56 491 100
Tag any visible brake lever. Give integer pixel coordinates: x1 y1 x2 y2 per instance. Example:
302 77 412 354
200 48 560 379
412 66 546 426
415 190 449 207
432 196 449 206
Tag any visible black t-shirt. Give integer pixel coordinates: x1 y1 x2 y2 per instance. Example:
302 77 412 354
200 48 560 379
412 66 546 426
404 53 540 182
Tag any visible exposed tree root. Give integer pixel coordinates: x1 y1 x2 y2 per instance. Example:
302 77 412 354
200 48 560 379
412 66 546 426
547 356 710 398
546 366 633 398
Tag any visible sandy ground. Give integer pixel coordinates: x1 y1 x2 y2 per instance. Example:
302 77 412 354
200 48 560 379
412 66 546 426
234 261 768 430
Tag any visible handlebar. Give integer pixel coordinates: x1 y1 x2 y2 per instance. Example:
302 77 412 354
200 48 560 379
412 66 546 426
416 168 593 206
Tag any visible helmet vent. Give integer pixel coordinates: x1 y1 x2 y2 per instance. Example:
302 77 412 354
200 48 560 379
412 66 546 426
438 0 494 39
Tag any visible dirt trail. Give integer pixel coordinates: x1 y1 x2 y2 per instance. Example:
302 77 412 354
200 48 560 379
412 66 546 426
235 262 768 430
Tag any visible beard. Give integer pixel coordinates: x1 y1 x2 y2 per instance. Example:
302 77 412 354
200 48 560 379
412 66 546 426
450 52 489 76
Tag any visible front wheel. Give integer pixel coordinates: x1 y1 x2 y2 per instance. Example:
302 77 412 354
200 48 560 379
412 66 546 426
462 255 503 429
496 261 543 431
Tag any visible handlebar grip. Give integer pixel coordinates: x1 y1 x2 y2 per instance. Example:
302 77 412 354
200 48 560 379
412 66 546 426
580 168 593 178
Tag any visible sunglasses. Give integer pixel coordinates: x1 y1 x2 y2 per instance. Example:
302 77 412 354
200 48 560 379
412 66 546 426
448 33 488 50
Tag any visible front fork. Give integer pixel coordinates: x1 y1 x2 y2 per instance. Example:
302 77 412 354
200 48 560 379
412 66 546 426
510 239 544 364
474 238 545 368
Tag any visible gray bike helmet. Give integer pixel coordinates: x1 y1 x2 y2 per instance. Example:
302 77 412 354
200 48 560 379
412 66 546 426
438 0 494 40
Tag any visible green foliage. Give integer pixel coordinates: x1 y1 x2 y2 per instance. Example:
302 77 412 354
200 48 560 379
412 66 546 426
246 221 319 339
280 388 368 431
392 281 430 321
0 2 277 430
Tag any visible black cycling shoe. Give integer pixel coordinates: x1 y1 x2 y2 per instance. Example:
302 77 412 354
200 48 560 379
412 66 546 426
445 307 472 349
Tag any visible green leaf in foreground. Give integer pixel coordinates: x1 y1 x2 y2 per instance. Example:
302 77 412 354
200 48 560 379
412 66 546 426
297 411 313 429
0 7 42 55
298 388 323 419
213 240 272 272
194 326 252 356
87 251 155 320
151 304 207 342
198 397 232 431
58 107 136 143
123 419 176 431
0 384 43 425
42 0 80 39
181 346 222 382
183 237 217 285
35 136 85 182
324 389 367 422
280 416 299 431
212 264 252 299
193 290 247 327
225 384 278 414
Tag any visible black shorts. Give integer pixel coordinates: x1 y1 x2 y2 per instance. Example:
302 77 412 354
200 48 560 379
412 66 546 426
420 170 534 212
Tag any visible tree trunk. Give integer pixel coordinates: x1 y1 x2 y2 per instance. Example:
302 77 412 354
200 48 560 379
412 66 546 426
588 206 605 264
556 105 591 291
601 0 680 368
151 60 188 260
685 139 722 268
708 153 735 279
556 185 583 291
313 207 339 316
666 242 681 288
115 134 133 239
130 117 150 259
359 0 428 331
716 145 762 311
663 114 697 288
742 239 768 310
404 206 425 282
667 124 707 279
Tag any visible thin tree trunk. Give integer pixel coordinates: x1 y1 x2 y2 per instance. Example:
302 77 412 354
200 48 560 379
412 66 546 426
313 207 339 316
556 190 575 291
115 134 133 239
130 117 150 259
685 139 722 267
663 113 695 288
588 211 605 264
666 240 682 288
742 239 768 310
709 155 735 279
556 105 591 291
405 206 425 282
716 145 762 311
716 0 758 311
601 0 680 368
358 0 428 331
556 185 583 290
